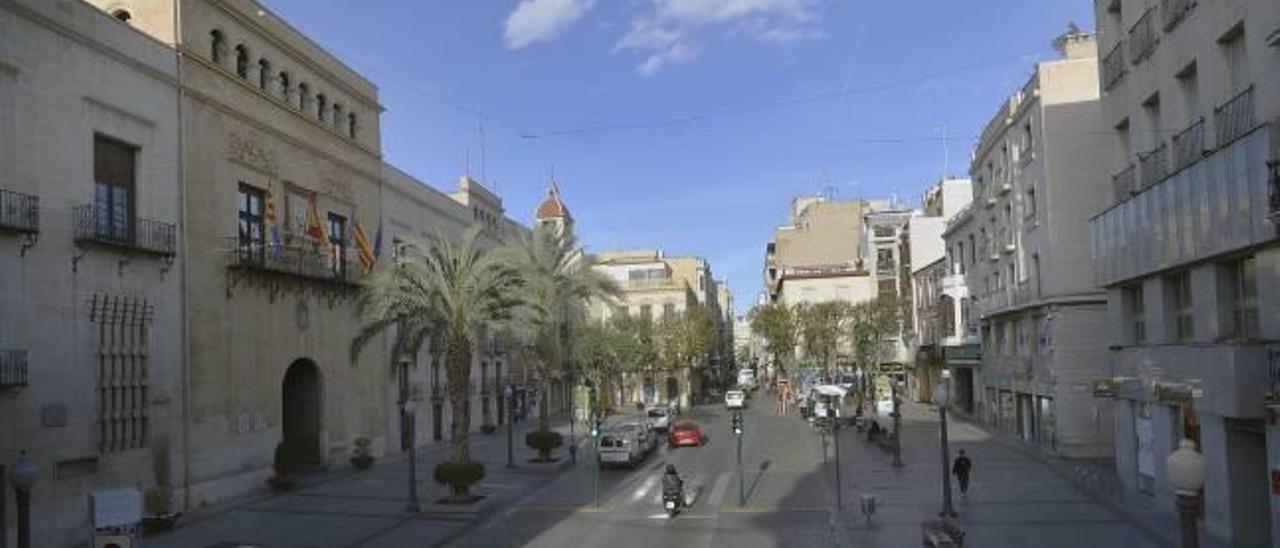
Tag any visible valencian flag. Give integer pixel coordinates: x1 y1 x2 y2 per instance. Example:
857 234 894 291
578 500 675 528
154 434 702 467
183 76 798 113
304 194 328 243
264 182 283 258
354 220 375 274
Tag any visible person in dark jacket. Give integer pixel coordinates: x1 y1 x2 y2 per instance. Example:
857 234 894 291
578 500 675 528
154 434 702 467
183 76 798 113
952 449 973 497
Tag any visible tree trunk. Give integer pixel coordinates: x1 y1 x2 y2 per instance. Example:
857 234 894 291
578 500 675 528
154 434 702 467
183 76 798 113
539 375 550 433
447 333 473 466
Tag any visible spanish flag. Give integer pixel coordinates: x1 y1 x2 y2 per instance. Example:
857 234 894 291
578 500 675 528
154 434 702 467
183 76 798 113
305 194 328 243
353 220 376 274
265 182 283 258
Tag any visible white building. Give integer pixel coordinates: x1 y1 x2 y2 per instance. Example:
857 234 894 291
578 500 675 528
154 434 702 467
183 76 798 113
907 178 973 403
1090 1 1280 545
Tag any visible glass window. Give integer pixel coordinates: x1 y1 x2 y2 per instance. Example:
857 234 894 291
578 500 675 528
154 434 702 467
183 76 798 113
1167 272 1193 341
1123 283 1146 344
328 213 347 277
237 183 265 262
93 135 136 243
1225 257 1258 338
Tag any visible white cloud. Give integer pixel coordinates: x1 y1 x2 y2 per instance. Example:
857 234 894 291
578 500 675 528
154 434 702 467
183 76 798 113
504 0 597 50
616 0 829 74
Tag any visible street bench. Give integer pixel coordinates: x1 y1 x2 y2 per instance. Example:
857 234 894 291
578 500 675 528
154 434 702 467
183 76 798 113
920 517 965 547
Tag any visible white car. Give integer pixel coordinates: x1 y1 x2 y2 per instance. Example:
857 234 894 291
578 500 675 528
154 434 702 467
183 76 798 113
646 407 672 431
725 390 746 410
598 422 655 467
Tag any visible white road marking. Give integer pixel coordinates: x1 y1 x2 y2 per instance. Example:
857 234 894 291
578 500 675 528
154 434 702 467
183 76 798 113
631 475 659 504
707 472 731 507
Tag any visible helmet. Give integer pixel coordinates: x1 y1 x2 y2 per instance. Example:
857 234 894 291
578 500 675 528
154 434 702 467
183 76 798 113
666 464 677 474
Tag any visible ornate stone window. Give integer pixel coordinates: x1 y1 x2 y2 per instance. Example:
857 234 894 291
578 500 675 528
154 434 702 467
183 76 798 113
258 58 271 90
235 44 250 78
210 30 226 64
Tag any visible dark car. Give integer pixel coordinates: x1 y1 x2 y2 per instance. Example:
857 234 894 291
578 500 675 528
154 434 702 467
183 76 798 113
667 421 705 448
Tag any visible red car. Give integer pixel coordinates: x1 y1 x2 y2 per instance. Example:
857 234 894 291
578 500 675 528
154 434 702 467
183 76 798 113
667 421 705 448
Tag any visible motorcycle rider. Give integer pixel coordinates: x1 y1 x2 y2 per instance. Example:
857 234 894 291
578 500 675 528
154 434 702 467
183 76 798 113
662 464 684 504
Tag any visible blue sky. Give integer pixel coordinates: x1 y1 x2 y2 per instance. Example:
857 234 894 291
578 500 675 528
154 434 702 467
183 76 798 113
261 0 1094 316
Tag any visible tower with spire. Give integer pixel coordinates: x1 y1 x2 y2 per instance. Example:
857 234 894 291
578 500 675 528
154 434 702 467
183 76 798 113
534 180 573 237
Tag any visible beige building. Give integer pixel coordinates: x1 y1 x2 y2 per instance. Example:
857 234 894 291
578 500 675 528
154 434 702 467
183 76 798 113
591 249 724 407
1090 1 1280 545
949 31 1113 459
0 1 181 545
764 195 880 305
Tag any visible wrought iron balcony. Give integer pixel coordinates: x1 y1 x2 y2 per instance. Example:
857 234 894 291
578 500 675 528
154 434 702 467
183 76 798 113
1129 6 1158 65
228 238 357 284
0 349 28 389
73 205 176 256
1170 118 1205 173
1162 0 1194 32
1112 163 1136 201
1138 143 1168 191
0 188 38 233
1214 85 1256 147
1102 39 1127 90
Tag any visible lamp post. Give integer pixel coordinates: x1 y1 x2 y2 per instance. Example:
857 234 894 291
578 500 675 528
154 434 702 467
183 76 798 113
398 358 421 513
9 451 38 548
932 384 956 517
1166 439 1205 548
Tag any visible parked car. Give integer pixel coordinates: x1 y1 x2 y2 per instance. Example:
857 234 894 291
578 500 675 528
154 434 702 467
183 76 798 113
647 407 672 431
725 390 746 410
667 421 705 448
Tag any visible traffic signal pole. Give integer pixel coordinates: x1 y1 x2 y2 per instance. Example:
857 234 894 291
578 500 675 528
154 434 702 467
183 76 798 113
590 416 601 508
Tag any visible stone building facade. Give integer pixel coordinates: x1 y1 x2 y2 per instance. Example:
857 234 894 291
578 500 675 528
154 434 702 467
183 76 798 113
1089 1 1280 544
0 0 182 545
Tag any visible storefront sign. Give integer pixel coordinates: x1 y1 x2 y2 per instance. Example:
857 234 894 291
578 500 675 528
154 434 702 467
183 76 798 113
1154 383 1193 406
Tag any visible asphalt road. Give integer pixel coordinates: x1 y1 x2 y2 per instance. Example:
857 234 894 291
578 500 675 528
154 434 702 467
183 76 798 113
448 396 842 548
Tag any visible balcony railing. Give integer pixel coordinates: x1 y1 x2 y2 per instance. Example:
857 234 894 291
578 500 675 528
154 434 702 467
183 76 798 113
1214 85 1256 147
1170 118 1205 172
73 205 176 256
1162 0 1194 32
1129 7 1159 64
1138 143 1168 191
1103 40 1127 90
0 188 38 233
0 349 28 389
1112 163 1136 200
229 239 357 284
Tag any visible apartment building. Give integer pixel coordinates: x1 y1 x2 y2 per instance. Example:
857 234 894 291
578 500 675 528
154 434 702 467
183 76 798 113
0 1 181 544
764 195 879 307
954 31 1113 459
1089 1 1280 544
591 249 723 407
908 179 974 404
864 207 914 379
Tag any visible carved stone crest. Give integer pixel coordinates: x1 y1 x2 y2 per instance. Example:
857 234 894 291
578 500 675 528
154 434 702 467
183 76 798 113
227 131 278 175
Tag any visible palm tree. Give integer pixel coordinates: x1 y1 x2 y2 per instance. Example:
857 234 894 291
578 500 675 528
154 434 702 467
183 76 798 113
504 227 620 436
351 228 524 490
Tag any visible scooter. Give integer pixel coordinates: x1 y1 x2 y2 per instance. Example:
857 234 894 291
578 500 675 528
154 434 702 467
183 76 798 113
662 486 682 517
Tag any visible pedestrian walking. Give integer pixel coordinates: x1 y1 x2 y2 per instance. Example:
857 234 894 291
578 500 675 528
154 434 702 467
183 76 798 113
952 449 973 498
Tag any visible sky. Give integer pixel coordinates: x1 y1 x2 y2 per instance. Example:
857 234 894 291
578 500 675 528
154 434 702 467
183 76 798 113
260 0 1095 316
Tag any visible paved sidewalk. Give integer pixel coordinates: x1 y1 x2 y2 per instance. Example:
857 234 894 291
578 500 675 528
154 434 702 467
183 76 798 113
142 417 585 548
828 401 1173 548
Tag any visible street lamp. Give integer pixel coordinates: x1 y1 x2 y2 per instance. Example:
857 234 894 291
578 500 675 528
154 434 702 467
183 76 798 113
891 380 903 468
932 384 956 517
9 451 38 548
1166 439 1205 548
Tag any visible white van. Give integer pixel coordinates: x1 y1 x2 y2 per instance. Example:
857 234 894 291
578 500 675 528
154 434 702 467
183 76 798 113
725 390 746 410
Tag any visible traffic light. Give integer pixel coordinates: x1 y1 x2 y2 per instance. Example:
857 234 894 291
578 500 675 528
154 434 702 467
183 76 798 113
731 411 743 436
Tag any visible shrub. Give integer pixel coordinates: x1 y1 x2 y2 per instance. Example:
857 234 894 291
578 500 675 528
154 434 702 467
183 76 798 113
525 430 564 461
433 461 486 498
